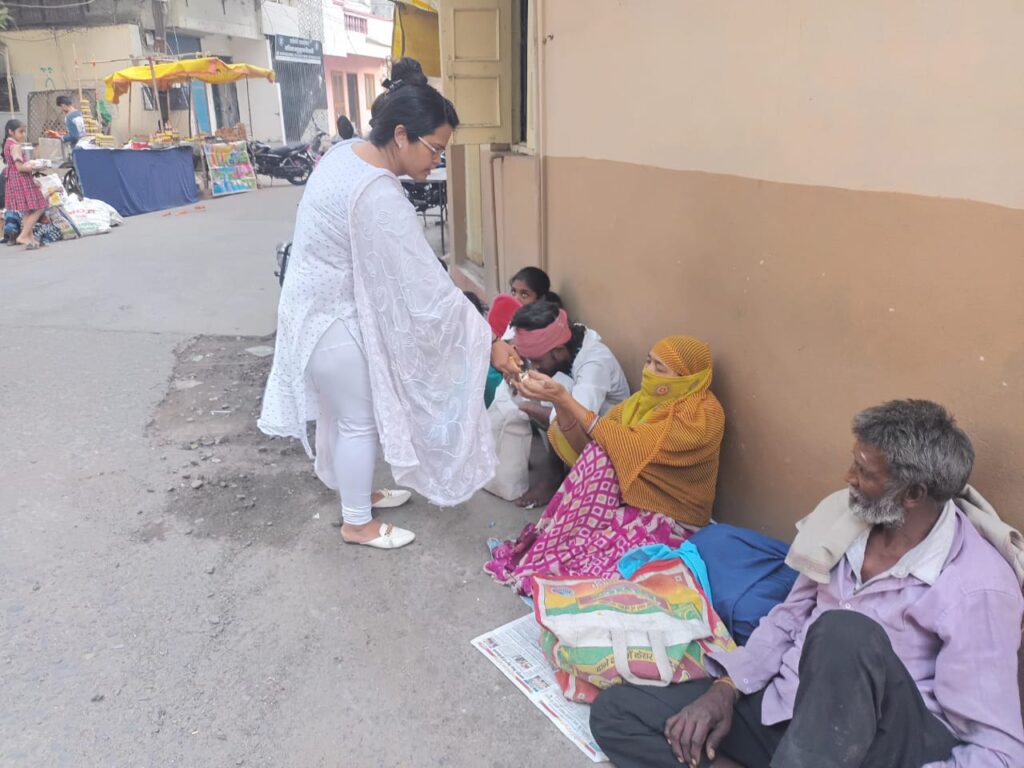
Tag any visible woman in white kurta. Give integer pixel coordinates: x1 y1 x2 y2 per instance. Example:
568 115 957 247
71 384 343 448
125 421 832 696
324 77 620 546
259 58 522 549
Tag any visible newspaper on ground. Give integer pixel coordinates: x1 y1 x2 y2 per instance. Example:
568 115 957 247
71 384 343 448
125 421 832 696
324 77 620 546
471 613 609 763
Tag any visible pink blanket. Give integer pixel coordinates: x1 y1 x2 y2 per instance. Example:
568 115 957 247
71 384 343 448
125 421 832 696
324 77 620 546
485 443 689 595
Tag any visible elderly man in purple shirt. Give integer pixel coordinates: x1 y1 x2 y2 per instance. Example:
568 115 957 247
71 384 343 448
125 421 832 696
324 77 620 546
591 399 1024 768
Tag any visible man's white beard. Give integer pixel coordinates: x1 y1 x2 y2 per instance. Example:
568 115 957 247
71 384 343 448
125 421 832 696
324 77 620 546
849 486 906 528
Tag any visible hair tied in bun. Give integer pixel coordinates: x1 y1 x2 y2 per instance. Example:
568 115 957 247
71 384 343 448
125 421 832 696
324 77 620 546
390 57 429 87
367 57 460 146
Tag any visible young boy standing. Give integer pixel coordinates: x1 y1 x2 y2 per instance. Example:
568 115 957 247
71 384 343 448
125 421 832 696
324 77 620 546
56 95 86 148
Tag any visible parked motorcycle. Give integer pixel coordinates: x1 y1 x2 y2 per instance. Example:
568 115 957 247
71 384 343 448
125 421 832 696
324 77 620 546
275 241 290 287
306 131 330 163
247 139 315 185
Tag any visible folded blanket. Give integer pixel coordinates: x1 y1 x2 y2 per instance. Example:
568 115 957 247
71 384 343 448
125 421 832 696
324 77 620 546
785 485 1024 589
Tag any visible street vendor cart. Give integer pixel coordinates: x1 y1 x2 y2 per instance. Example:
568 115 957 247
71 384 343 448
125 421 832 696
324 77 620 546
70 57 275 216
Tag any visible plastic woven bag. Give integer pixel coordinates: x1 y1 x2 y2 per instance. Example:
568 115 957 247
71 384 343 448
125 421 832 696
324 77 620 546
36 173 67 208
534 559 735 703
64 195 112 236
46 206 81 240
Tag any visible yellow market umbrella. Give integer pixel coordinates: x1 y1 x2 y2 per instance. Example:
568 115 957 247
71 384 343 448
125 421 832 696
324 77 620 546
104 56 275 104
391 1 440 78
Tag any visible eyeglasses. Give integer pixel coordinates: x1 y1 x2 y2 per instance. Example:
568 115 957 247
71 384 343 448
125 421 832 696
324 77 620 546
418 136 445 158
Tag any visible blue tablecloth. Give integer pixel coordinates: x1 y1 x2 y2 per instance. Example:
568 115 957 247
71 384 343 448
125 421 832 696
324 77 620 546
73 146 199 216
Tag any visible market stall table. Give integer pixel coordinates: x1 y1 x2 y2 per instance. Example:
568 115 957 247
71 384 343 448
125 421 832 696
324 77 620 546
72 145 198 216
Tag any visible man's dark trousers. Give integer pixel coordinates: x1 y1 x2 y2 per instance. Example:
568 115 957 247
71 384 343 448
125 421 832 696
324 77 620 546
590 611 958 768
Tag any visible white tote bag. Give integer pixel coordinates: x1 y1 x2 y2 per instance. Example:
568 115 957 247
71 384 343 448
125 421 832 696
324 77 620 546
483 382 532 501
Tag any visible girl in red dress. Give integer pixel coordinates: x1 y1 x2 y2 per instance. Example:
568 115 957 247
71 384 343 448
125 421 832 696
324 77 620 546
4 119 48 249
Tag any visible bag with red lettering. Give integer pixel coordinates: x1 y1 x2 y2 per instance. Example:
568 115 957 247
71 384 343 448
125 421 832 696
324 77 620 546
533 559 735 703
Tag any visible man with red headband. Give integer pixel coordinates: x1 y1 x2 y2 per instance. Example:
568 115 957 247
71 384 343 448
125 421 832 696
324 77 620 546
510 301 630 506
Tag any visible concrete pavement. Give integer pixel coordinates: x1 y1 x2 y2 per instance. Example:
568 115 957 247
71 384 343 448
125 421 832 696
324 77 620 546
0 188 588 767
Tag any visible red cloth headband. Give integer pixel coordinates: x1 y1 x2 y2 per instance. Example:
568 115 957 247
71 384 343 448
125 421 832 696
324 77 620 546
514 308 572 358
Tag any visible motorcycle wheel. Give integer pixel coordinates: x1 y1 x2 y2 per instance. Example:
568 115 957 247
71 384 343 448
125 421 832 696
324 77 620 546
64 166 82 198
282 155 312 186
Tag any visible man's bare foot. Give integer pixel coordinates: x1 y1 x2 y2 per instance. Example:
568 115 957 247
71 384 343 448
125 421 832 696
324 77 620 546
341 520 383 544
516 482 558 509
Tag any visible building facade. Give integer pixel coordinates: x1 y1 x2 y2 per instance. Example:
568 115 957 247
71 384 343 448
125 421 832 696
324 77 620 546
322 1 392 137
0 0 331 145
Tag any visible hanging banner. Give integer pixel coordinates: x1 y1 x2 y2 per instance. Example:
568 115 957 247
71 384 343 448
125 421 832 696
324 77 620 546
203 141 258 197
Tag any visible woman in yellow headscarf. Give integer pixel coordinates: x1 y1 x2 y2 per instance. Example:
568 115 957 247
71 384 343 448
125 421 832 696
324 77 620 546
485 336 725 594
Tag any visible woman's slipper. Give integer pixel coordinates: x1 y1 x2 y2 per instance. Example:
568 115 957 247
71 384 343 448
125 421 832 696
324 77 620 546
329 491 413 526
371 489 412 509
343 522 415 550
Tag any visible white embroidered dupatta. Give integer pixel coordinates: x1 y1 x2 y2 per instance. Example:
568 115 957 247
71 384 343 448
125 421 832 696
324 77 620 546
348 172 496 505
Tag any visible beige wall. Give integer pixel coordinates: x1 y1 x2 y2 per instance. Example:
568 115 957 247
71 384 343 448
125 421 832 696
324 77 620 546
3 25 143 95
483 0 1024 538
542 0 1024 210
544 158 1024 538
3 25 149 141
491 153 540 295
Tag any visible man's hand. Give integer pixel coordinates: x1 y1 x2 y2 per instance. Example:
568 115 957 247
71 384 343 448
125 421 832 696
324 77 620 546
490 340 523 377
515 371 567 404
664 682 736 766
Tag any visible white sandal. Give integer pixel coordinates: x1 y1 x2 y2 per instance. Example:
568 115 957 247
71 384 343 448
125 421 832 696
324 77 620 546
343 522 415 550
371 489 412 509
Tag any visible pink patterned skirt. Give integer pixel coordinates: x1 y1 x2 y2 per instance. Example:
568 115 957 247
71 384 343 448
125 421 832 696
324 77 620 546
485 443 690 595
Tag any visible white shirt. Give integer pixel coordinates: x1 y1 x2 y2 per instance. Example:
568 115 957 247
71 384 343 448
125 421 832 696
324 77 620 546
846 499 958 591
552 328 630 423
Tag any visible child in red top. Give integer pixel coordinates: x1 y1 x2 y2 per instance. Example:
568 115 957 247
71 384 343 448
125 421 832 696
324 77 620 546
3 119 48 249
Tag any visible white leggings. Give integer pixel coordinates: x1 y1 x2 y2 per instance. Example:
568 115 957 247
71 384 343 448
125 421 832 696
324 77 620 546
307 321 377 526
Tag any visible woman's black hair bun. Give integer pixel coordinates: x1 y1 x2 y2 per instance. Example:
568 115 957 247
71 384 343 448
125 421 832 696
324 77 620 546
368 56 458 145
389 57 428 88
